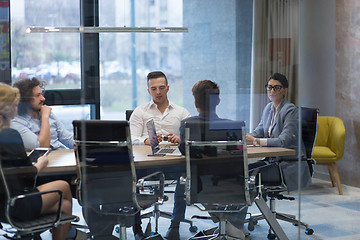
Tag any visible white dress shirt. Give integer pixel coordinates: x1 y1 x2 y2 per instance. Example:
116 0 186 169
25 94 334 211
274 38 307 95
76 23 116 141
129 100 191 145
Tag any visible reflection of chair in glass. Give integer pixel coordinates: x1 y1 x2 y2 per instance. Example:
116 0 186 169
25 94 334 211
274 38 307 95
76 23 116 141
312 116 345 195
184 120 257 239
0 163 79 239
247 107 318 238
125 111 197 234
73 120 166 239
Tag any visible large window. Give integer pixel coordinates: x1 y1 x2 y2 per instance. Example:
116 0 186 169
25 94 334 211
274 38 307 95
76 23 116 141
10 0 81 90
99 0 185 120
98 0 252 124
9 0 252 125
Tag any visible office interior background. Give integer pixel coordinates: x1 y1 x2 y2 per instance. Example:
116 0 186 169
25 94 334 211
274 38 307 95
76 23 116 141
0 0 360 237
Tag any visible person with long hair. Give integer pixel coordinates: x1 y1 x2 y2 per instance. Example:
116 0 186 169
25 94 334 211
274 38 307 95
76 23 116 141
0 83 73 240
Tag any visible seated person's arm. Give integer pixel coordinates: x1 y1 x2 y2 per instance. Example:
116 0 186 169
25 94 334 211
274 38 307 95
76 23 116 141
33 155 49 172
164 133 180 144
178 120 186 154
38 105 52 148
266 107 298 148
249 106 298 148
11 121 40 151
144 133 162 145
247 119 265 146
165 108 190 145
38 119 51 149
129 109 148 145
53 115 75 149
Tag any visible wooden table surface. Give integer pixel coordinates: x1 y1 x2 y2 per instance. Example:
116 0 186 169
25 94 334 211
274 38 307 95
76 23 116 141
43 145 295 173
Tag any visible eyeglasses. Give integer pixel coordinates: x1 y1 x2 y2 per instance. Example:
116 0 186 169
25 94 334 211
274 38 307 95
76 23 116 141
265 84 283 92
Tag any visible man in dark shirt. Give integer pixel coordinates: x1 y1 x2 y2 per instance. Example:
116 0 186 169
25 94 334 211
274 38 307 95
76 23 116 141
169 80 248 239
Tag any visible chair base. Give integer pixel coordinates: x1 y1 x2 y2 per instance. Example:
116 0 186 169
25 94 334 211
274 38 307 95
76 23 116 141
141 206 197 234
189 225 246 240
113 225 165 240
245 197 314 237
144 233 164 239
0 232 42 240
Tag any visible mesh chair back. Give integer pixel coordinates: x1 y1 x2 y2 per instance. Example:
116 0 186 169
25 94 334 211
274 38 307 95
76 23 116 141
184 120 253 210
73 120 140 214
126 110 134 121
301 107 319 159
73 120 128 142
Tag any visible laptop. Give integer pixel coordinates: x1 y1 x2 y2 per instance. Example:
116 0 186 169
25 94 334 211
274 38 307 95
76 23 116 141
146 119 182 156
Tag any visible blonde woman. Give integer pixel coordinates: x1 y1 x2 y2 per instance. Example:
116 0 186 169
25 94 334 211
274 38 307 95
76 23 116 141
0 83 73 240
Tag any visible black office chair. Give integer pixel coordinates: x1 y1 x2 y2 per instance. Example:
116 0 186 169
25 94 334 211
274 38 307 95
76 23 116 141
183 120 258 239
301 107 319 177
73 120 166 240
246 107 318 239
125 110 197 235
0 161 79 240
125 110 134 121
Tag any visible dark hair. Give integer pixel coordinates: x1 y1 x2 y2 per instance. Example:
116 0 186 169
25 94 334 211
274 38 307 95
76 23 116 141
192 80 220 111
13 78 44 116
147 71 168 86
267 73 288 88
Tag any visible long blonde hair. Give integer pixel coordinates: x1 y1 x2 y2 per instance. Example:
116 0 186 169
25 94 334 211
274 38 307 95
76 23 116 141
0 83 20 132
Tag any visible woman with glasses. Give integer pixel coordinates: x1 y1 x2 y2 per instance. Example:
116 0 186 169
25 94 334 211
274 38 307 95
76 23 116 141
246 73 311 192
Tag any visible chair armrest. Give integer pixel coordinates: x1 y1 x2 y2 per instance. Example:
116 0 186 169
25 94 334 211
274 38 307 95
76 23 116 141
137 171 165 198
7 189 64 229
328 118 345 161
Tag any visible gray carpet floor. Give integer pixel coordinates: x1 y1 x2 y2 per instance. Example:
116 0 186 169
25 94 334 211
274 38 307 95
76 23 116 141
1 178 359 240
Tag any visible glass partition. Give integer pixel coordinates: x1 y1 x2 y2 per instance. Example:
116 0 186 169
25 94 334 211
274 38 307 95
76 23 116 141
6 0 358 239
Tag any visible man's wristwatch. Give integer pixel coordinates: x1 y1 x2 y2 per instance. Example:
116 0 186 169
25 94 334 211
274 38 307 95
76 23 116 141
253 138 257 146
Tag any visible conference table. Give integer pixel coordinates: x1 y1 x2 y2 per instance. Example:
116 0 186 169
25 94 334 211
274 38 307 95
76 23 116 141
43 145 296 174
43 145 294 240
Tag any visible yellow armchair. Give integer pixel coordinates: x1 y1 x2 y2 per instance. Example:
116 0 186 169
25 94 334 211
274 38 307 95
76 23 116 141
312 116 345 195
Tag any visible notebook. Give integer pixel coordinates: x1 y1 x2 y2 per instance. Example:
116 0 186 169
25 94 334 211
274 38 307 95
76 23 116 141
146 119 182 156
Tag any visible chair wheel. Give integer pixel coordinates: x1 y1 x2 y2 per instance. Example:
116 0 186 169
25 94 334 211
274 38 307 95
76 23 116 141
247 217 258 231
305 228 314 235
267 233 277 239
189 225 198 232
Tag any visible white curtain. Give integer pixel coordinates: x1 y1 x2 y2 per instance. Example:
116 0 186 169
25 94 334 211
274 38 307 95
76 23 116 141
250 0 299 130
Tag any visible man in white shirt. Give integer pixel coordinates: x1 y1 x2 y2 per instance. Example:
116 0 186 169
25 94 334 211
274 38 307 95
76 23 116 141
129 71 190 240
130 71 190 145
